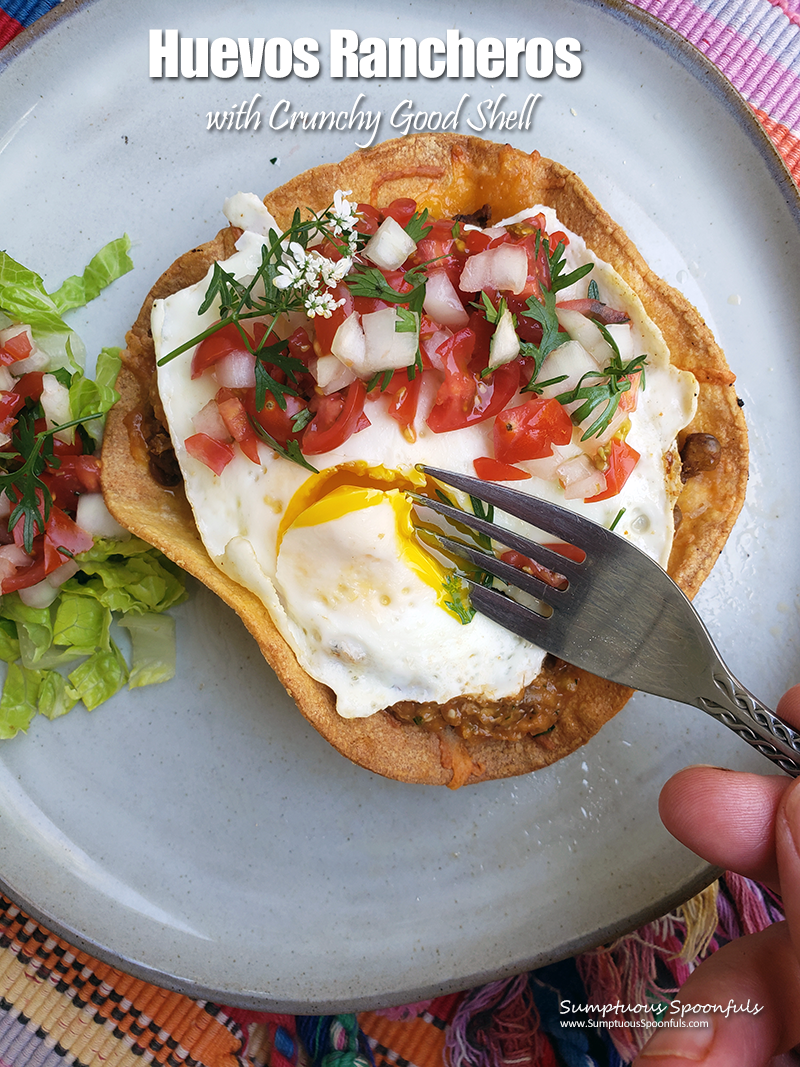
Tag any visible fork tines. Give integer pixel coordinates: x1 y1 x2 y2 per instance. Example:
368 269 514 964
417 464 587 578
419 466 592 543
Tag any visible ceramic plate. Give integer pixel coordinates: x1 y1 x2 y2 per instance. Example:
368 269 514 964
0 0 798 1013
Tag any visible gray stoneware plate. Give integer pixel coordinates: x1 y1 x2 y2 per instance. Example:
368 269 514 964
0 0 798 1013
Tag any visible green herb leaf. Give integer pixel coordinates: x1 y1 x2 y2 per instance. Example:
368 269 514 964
248 416 319 473
557 352 648 440
548 238 594 294
404 208 433 244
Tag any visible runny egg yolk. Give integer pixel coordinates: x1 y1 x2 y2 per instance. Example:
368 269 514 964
277 465 462 619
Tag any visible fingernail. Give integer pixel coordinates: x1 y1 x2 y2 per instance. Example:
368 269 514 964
638 1016 714 1061
783 779 800 852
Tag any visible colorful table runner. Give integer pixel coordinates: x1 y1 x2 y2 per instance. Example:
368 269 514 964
1 1 798 1064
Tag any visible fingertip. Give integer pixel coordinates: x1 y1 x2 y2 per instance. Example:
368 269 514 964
776 683 800 727
658 766 789 886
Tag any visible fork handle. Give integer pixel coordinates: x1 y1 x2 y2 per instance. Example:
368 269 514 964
696 667 800 777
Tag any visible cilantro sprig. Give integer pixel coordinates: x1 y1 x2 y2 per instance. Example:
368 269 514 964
0 409 102 554
157 199 368 406
557 350 648 440
519 233 594 390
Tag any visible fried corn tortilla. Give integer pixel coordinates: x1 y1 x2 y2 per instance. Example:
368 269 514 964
101 134 748 787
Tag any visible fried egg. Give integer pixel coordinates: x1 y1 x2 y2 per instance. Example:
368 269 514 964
152 200 698 719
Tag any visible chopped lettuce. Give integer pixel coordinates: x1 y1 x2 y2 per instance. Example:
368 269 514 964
0 540 187 737
119 613 177 689
48 237 134 315
0 237 133 370
69 347 123 439
0 239 187 740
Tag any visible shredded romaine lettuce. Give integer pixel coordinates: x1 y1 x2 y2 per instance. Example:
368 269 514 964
0 240 186 739
0 238 132 370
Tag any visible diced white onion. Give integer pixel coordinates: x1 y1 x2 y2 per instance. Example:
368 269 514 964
488 308 521 369
362 308 419 373
0 543 30 567
18 580 60 609
580 404 629 452
555 308 612 366
223 192 280 238
524 439 582 481
0 557 15 583
331 311 366 369
192 399 230 441
46 558 81 587
421 328 452 372
214 349 256 389
314 354 357 394
537 340 598 403
458 244 528 295
557 454 606 500
363 216 417 270
605 322 635 362
75 493 131 540
41 373 74 444
423 270 469 328
0 367 14 392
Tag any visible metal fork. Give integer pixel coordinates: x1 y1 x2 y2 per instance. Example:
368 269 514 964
418 465 800 777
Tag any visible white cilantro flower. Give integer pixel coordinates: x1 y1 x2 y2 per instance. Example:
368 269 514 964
319 256 353 288
273 242 309 291
329 190 358 236
305 290 345 318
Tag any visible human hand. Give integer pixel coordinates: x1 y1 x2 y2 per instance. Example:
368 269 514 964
634 684 800 1066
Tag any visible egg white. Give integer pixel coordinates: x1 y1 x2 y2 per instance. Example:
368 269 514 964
152 204 698 719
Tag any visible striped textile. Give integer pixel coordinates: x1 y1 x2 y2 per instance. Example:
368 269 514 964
0 1 798 1065
633 0 800 181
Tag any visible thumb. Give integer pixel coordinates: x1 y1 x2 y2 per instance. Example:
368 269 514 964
774 774 800 957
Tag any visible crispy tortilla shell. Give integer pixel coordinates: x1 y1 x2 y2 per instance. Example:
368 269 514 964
101 134 748 786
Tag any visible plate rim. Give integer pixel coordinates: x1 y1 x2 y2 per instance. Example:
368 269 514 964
0 0 797 1011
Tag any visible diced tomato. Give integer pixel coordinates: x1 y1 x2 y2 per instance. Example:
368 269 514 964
426 328 521 434
311 283 354 356
356 203 381 236
216 390 261 465
473 457 531 481
302 379 370 455
51 434 86 457
12 372 44 402
585 439 640 501
505 295 545 345
42 455 102 511
464 229 492 255
191 323 253 380
284 326 315 365
383 369 424 436
499 549 568 592
556 298 630 326
543 541 586 563
414 219 463 284
0 390 25 435
185 432 235 475
618 371 642 414
513 230 551 301
43 505 93 573
1 555 46 593
493 397 573 464
0 330 33 365
382 198 417 228
246 389 308 448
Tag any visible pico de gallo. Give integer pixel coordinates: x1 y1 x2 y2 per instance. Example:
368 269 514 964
0 245 186 738
163 191 647 508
